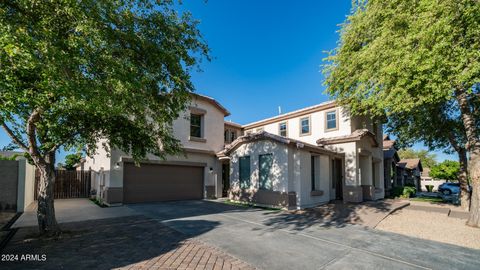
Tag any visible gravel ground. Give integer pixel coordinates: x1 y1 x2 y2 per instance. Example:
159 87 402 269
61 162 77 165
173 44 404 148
376 208 480 249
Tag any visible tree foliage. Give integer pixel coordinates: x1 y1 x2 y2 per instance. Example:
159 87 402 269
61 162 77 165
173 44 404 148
398 148 437 168
0 0 209 234
323 0 479 118
0 0 209 163
64 153 82 170
323 0 480 225
430 160 460 181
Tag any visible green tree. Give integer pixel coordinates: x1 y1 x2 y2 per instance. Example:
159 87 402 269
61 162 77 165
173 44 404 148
323 0 480 226
0 0 209 235
64 153 82 171
388 102 471 209
398 148 437 168
430 160 460 181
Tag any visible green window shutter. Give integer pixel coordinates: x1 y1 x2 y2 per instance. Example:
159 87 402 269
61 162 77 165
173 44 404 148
239 156 250 189
259 154 273 190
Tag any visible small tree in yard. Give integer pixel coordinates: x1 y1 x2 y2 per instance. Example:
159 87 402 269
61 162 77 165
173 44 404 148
0 0 209 235
63 153 82 170
323 0 480 226
430 160 461 182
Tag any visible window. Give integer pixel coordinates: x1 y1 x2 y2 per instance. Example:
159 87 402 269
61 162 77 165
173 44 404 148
190 114 202 137
311 156 316 191
279 122 288 137
259 154 273 190
300 116 310 135
239 156 251 189
325 110 337 131
224 129 237 143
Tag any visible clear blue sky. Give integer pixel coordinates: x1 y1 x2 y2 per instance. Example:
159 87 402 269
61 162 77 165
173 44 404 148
0 0 456 163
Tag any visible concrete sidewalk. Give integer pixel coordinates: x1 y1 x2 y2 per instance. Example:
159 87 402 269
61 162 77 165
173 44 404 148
408 200 470 219
13 199 139 228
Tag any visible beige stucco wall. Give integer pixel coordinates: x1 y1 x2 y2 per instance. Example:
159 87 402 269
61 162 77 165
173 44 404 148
230 140 289 193
246 106 351 144
172 96 226 153
17 159 36 212
83 95 228 201
295 152 331 208
229 140 333 208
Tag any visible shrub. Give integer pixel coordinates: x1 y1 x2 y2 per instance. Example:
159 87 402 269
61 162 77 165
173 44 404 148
392 186 417 198
425 185 434 192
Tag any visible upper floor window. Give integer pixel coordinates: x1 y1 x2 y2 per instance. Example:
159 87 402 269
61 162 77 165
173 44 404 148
279 122 288 137
190 113 202 138
225 129 237 143
300 116 310 135
325 110 338 131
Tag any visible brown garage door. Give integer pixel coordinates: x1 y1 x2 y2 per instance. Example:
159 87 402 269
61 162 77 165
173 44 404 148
123 163 204 203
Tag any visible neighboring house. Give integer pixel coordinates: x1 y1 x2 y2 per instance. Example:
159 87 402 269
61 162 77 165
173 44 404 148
85 95 385 208
398 159 423 191
224 100 385 207
382 135 401 196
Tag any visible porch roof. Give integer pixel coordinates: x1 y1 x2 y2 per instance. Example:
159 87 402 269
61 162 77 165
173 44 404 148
316 129 379 147
217 131 340 159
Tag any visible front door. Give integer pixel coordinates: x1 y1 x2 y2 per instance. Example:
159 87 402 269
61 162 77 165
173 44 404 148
333 159 343 200
222 163 230 197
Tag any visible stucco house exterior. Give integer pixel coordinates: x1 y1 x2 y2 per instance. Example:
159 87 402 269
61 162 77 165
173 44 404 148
217 132 342 209
84 94 231 205
229 101 385 206
84 94 385 208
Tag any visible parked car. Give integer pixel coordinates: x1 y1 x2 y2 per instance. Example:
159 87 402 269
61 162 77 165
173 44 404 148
438 182 460 195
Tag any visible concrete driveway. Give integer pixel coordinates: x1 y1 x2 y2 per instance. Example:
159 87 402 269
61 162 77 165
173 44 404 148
128 200 480 270
13 199 138 228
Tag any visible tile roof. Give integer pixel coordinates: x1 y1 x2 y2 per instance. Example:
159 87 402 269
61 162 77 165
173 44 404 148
316 129 379 147
217 131 340 158
398 158 423 170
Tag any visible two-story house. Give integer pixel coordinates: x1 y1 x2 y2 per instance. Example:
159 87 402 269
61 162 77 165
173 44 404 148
218 100 384 208
85 94 384 208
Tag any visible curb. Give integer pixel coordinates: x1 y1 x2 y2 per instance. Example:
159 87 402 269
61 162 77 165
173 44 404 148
372 201 410 229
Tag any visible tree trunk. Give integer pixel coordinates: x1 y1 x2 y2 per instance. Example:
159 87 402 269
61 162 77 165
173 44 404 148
455 87 480 227
36 162 61 235
467 148 480 227
458 148 470 211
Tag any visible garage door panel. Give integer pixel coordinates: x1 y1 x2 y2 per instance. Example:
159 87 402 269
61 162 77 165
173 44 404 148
123 163 204 203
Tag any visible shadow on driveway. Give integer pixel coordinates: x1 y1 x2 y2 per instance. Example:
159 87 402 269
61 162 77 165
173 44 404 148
1 215 239 270
260 199 409 230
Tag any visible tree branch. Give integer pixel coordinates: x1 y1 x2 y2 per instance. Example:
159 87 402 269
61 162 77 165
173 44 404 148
1 122 29 152
26 108 45 164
